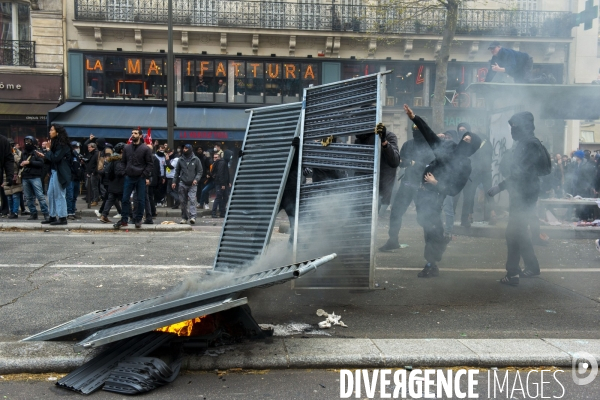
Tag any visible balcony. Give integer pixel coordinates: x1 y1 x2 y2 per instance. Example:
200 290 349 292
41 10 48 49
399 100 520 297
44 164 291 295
0 40 36 67
74 0 573 38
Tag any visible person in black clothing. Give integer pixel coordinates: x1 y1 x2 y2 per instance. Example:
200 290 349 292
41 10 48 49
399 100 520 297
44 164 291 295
380 124 434 251
485 41 533 83
404 105 482 278
145 145 162 223
488 111 551 286
211 152 229 218
100 143 125 223
36 125 72 226
20 136 50 220
355 122 401 210
458 122 495 227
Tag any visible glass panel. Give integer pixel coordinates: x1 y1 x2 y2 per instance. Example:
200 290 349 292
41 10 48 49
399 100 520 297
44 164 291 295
228 60 245 103
265 62 282 104
17 3 28 41
301 63 318 88
196 59 214 102
123 57 144 100
282 63 300 103
214 59 227 103
144 57 164 100
0 3 13 41
182 59 195 102
85 56 104 98
105 56 125 99
246 62 264 103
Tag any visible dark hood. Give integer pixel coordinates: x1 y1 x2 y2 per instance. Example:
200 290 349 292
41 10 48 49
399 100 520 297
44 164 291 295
95 138 106 151
444 130 459 144
457 122 471 134
455 133 482 158
508 112 535 141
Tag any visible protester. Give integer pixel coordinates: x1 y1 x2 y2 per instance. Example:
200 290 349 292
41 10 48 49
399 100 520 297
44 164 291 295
165 148 180 209
211 151 229 218
20 136 50 221
113 127 153 229
172 144 202 224
66 141 85 220
100 142 125 223
2 144 21 219
485 41 533 83
404 105 481 278
488 112 551 286
37 125 72 226
154 144 167 206
85 142 100 205
146 143 162 220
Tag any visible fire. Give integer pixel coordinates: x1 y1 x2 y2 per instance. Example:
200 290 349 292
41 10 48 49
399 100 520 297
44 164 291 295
155 316 206 337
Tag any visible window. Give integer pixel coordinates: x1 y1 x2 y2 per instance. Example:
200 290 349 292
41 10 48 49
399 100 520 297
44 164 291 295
580 131 595 143
0 2 30 41
85 56 104 98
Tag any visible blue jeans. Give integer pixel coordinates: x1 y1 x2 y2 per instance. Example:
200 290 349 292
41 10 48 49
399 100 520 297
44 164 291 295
121 176 146 223
7 193 19 214
48 170 67 218
22 177 49 216
66 181 79 215
200 181 215 205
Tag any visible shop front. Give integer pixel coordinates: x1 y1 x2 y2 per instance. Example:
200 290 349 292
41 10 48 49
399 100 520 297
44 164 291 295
0 73 62 145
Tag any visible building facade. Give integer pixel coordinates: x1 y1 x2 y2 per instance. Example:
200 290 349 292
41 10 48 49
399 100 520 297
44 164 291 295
49 0 598 154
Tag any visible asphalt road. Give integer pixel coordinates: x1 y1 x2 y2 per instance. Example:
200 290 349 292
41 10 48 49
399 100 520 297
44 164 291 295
0 368 598 399
0 210 599 341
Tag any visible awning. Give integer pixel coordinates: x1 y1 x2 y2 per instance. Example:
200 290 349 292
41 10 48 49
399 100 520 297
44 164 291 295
0 102 57 121
466 83 600 120
49 103 249 141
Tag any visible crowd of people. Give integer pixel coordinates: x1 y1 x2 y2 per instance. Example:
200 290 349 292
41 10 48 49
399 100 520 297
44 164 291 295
0 127 233 227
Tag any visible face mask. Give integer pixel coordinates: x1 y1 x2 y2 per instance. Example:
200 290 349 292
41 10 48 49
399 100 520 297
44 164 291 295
156 151 164 156
73 149 80 154
213 148 218 152
25 143 35 151
183 150 190 156
572 157 577 163
177 148 181 153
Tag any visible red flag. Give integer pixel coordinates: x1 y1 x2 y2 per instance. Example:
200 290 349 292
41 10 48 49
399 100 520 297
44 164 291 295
144 127 152 145
127 136 133 144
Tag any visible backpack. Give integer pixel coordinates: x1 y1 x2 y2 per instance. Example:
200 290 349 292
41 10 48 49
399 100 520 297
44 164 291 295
536 140 552 177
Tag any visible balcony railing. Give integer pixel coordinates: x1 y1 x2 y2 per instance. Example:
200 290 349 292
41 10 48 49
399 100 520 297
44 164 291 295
0 40 35 67
74 0 573 38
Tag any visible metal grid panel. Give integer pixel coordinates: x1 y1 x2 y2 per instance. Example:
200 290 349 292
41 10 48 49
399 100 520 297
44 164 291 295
74 297 248 351
293 73 385 289
213 102 302 271
22 255 336 342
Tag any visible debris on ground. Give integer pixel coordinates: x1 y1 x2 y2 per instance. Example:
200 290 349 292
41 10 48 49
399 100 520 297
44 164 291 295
259 323 331 336
316 309 348 329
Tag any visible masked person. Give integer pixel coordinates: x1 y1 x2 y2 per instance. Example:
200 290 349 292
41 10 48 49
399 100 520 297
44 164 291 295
172 144 202 224
355 122 401 210
487 112 551 286
403 105 482 278
380 124 434 251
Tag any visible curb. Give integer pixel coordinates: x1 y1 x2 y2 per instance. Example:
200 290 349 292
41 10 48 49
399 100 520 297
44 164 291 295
76 209 214 218
0 222 193 232
2 339 599 374
453 224 600 240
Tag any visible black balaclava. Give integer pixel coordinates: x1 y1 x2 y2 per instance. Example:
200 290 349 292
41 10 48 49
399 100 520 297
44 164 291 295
95 138 107 151
444 130 459 144
182 144 193 157
457 122 471 134
508 112 535 142
455 132 482 158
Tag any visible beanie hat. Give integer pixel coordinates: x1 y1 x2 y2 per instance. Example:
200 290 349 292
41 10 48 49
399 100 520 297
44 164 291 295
574 150 585 159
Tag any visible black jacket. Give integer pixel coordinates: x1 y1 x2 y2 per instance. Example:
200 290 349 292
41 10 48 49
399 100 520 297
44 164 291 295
19 148 45 180
85 150 99 176
498 112 548 205
0 134 14 185
149 156 162 187
121 142 153 178
355 131 401 204
105 155 125 194
412 116 482 197
398 129 435 185
211 158 229 187
44 143 72 189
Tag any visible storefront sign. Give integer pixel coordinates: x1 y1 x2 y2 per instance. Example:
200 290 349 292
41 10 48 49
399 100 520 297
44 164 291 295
0 74 62 101
178 131 230 139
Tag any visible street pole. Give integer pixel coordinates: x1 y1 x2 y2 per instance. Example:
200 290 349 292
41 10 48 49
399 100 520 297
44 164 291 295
167 0 175 150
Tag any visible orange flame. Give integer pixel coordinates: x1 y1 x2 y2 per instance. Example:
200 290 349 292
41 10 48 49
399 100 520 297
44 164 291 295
155 316 206 337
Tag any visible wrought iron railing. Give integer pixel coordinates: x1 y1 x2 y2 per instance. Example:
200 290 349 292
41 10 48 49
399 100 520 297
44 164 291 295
74 0 573 38
0 40 35 67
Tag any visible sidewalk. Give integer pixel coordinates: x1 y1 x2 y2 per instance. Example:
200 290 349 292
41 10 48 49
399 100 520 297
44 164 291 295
1 338 598 374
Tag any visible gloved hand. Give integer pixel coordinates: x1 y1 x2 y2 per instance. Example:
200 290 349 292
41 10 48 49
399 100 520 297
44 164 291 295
291 137 300 149
238 149 244 158
375 123 387 142
487 185 501 197
302 167 313 176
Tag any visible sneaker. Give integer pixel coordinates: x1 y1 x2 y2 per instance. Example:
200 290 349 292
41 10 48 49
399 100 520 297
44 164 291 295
189 218 195 224
500 274 519 286
135 221 142 229
417 263 439 278
41 216 56 224
143 219 154 225
8 213 18 219
67 215 75 220
156 202 163 207
113 214 121 219
180 219 188 224
379 241 400 252
211 214 217 218
596 239 600 253
27 214 38 221
90 201 98 206
520 269 540 278
204 204 210 210
100 215 111 223
50 217 68 226
21 210 30 216
113 220 128 229
94 210 101 217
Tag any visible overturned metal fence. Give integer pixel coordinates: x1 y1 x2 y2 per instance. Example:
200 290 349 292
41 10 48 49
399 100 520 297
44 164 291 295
293 73 385 289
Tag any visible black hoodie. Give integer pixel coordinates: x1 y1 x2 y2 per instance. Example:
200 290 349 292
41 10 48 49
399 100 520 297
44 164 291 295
498 111 550 204
412 116 482 196
0 134 14 185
